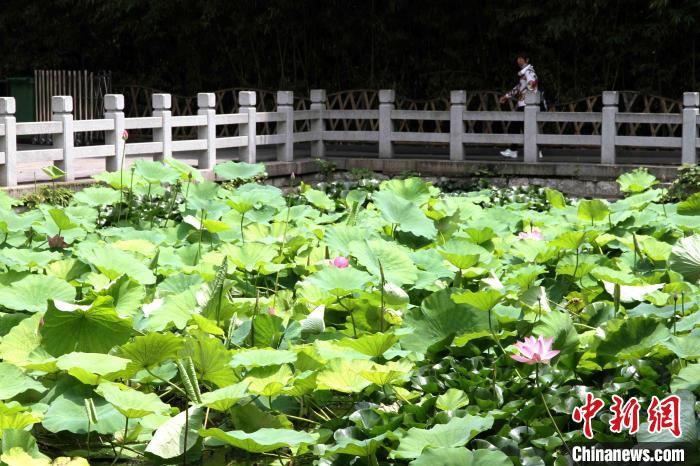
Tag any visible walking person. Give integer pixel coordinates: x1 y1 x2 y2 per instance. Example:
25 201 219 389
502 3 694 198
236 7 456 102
499 52 540 158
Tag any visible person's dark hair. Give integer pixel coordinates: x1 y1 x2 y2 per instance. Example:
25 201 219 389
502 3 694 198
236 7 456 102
516 52 530 62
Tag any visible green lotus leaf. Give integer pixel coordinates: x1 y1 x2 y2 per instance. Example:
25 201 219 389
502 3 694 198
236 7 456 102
134 159 180 184
436 388 470 411
199 382 250 412
451 289 503 311
391 415 494 459
185 333 237 388
136 289 198 332
596 317 670 365
0 191 21 210
380 177 433 204
577 199 609 223
230 348 297 368
534 310 579 370
350 239 417 285
55 352 132 385
221 242 277 272
372 190 437 239
0 363 45 400
399 289 491 353
545 188 567 208
0 314 42 366
41 386 124 435
118 333 184 370
145 407 204 459
438 239 488 270
669 235 700 283
41 297 133 357
164 157 204 182
304 267 374 295
321 433 387 457
359 360 413 386
96 382 170 418
324 225 373 256
0 401 42 434
48 208 78 231
213 161 266 181
676 192 700 216
410 448 512 466
244 365 293 397
661 335 700 360
73 186 120 207
670 364 700 392
0 429 46 461
102 275 146 319
316 359 375 393
336 333 398 357
200 427 318 453
75 242 155 285
186 178 223 204
617 168 658 194
0 274 74 313
303 189 335 211
228 402 294 431
0 249 62 271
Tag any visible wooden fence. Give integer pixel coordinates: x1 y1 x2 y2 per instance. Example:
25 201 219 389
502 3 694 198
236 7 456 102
0 89 698 187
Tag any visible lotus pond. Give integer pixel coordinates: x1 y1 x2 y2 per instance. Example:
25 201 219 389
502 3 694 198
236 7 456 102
0 161 698 465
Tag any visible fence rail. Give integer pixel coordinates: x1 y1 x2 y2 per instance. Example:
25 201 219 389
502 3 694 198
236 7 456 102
0 89 699 187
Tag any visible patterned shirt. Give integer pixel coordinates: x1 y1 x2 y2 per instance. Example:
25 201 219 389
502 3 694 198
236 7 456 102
505 64 538 108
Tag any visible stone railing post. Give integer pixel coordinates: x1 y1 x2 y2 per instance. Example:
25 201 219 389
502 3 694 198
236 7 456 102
682 92 699 164
104 94 125 172
0 98 17 187
239 91 257 163
52 96 74 181
152 93 172 160
450 90 466 161
276 91 294 162
523 91 540 163
310 89 326 157
197 93 217 169
378 89 395 158
601 91 618 164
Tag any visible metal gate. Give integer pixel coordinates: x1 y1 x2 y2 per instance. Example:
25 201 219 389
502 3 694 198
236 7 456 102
34 70 112 144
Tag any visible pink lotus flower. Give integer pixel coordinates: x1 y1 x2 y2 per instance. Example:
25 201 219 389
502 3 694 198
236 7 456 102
510 336 560 365
517 227 544 241
121 129 129 141
331 256 350 268
267 307 277 316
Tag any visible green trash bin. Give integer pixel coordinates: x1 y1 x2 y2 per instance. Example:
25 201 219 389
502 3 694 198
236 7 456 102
7 77 35 122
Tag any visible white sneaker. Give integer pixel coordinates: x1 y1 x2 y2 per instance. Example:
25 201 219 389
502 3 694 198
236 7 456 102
500 149 517 158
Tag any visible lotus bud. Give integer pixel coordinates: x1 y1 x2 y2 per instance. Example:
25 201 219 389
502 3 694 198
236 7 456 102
332 256 350 268
121 129 129 141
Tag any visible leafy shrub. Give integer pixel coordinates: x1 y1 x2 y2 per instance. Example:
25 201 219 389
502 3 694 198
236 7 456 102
662 164 700 202
22 186 74 209
315 158 337 181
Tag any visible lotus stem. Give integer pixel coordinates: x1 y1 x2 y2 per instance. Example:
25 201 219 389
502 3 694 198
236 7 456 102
112 416 129 465
183 405 189 466
534 365 572 461
378 259 386 332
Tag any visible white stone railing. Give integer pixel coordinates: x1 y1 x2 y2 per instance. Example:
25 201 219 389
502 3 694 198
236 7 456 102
0 89 698 186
